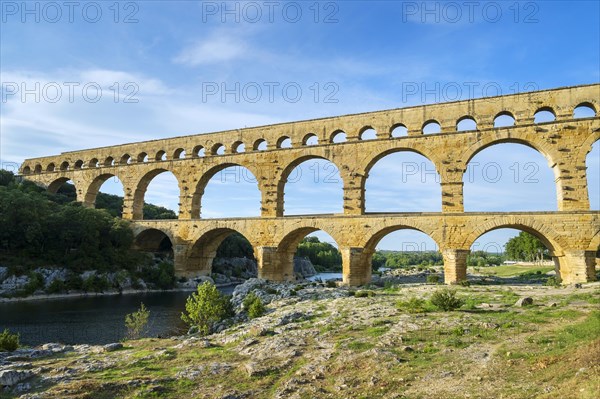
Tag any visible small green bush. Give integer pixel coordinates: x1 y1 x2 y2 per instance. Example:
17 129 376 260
181 282 233 336
325 280 337 288
46 279 66 294
354 290 375 298
243 292 266 319
430 289 465 311
125 303 150 340
544 276 561 287
426 275 441 284
0 329 20 352
458 280 471 287
248 298 266 319
396 297 433 313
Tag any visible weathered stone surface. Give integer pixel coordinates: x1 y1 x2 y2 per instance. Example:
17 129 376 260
18 84 600 286
0 369 34 386
514 297 534 307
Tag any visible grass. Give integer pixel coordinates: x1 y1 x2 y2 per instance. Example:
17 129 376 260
8 285 600 399
475 264 555 277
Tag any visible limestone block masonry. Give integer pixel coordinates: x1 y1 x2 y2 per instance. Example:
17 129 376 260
20 83 600 285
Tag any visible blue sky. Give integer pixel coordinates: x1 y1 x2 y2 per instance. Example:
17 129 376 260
1 1 599 252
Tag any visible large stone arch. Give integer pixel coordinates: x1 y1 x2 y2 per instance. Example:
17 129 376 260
191 162 262 219
83 173 124 208
363 224 443 253
184 227 256 278
276 155 345 216
463 218 565 255
47 177 73 194
463 137 558 171
271 225 342 282
132 168 182 220
133 227 175 253
361 147 442 213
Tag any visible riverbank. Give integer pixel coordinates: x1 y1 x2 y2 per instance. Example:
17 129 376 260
1 280 598 398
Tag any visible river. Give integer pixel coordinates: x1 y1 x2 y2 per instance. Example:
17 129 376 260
0 273 342 346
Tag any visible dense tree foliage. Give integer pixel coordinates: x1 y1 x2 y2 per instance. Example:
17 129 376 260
466 251 503 267
216 233 255 259
0 172 143 273
504 232 550 263
296 236 342 271
373 250 443 269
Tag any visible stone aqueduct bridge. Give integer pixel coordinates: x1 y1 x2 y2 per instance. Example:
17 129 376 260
20 84 600 285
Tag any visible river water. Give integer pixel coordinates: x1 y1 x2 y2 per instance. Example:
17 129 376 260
0 273 343 346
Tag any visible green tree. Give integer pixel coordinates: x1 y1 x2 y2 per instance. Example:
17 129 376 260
505 232 549 264
125 303 150 340
181 282 233 335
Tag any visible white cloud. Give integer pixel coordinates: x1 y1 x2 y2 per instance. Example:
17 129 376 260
173 31 250 66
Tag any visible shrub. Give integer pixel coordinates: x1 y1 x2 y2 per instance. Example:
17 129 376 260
181 282 233 336
544 276 561 287
125 303 150 340
46 279 66 294
396 297 432 313
426 275 440 284
0 329 19 352
82 275 110 293
458 280 471 287
430 289 464 311
325 280 337 288
244 293 266 319
354 290 375 298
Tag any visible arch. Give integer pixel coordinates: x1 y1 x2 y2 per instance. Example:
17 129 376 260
253 139 267 151
232 141 245 153
46 163 56 172
278 155 344 216
22 166 31 175
74 160 84 170
303 133 319 146
60 161 69 171
391 123 408 138
155 150 167 161
466 222 562 258
173 148 186 159
47 177 72 194
533 107 556 124
120 154 132 165
364 149 441 213
494 111 516 128
275 227 341 281
132 169 180 220
104 157 114 167
34 164 42 173
137 152 149 163
191 162 260 218
456 116 477 132
464 142 557 212
83 173 124 209
186 228 255 277
133 228 174 257
573 102 597 118
277 136 292 149
364 226 442 254
463 137 555 167
330 130 346 143
193 145 206 157
359 126 377 140
198 164 261 218
422 120 441 134
88 158 99 168
211 143 225 155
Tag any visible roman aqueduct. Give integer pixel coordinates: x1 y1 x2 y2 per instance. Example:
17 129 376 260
20 84 600 285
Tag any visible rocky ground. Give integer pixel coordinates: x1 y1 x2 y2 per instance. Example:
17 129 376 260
1 278 598 399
